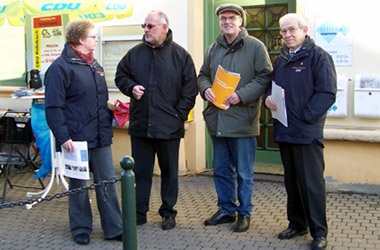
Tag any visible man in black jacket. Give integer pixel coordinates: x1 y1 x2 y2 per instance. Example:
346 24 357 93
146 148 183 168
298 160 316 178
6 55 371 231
115 10 198 230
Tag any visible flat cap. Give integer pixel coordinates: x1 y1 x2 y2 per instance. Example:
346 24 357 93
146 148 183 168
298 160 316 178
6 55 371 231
215 3 244 17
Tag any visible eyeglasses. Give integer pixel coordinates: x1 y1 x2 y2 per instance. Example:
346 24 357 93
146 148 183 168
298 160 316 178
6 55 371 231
280 26 299 36
141 23 162 30
219 15 239 22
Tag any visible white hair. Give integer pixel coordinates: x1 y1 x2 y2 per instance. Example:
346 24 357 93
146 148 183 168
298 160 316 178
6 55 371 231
279 13 308 28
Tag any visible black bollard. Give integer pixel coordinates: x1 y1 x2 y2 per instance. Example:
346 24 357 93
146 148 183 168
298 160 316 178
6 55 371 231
120 156 137 250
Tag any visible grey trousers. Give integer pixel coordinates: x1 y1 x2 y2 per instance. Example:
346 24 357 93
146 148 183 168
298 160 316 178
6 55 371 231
68 145 122 239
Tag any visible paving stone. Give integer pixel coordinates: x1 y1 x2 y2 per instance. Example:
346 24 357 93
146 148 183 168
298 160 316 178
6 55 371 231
1 171 380 249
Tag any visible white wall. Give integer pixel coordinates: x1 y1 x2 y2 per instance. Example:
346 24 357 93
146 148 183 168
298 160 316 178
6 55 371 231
305 0 380 75
304 0 380 129
99 0 189 49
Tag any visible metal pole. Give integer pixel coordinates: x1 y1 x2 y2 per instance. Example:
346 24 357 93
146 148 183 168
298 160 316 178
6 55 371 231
120 156 137 250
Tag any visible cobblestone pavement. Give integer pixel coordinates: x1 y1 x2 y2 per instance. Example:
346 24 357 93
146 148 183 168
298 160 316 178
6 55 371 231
0 167 379 250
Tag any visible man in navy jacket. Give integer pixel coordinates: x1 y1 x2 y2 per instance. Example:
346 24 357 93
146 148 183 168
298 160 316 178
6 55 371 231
265 13 336 250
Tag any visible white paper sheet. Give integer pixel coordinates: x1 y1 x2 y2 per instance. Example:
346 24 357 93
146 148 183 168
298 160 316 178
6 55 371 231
61 141 90 180
271 81 288 127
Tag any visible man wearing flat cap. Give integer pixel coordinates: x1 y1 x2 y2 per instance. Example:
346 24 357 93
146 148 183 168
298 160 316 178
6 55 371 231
215 3 245 17
198 3 272 232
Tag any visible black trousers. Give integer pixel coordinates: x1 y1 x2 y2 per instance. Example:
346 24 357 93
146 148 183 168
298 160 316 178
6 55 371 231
279 142 328 239
131 136 180 221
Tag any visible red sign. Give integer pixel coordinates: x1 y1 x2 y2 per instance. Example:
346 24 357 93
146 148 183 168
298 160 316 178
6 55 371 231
33 15 62 28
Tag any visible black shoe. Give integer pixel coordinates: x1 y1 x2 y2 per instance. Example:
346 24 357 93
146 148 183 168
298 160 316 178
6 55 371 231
162 216 176 230
105 234 123 241
233 215 250 232
204 209 236 226
137 218 147 225
278 227 308 239
74 233 90 245
311 237 327 250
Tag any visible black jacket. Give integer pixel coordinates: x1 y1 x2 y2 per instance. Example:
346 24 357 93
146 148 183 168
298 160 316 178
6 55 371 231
45 43 113 150
115 29 198 139
268 36 337 144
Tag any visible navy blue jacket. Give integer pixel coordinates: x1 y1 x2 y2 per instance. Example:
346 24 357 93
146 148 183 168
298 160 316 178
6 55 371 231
45 43 113 150
115 29 198 139
268 36 337 144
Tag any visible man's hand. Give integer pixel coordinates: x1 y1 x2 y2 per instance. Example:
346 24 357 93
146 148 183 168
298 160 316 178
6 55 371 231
132 85 145 100
265 95 277 111
225 92 241 106
204 88 215 103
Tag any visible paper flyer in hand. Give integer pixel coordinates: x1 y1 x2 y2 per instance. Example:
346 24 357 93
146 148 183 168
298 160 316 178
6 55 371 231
61 141 90 180
271 81 288 127
211 65 241 110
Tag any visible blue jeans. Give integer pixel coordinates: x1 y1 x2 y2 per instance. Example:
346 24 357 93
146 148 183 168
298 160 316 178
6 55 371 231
211 136 257 217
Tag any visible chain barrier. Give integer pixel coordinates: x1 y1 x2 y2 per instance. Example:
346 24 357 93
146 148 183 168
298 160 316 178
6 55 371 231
0 177 120 209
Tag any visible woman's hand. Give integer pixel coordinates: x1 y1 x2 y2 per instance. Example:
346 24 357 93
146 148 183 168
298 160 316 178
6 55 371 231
62 139 75 153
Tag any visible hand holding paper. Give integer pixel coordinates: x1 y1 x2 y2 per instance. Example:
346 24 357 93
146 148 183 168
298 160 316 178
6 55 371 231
61 141 90 180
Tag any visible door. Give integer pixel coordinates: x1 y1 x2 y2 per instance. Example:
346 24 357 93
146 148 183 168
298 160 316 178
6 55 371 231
203 0 296 172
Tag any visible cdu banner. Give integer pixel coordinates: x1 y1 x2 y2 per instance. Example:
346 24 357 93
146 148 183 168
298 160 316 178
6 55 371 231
0 0 133 25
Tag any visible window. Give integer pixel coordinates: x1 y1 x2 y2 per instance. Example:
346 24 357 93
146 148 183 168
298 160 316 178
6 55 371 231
101 39 141 88
244 4 287 152
0 21 26 86
100 25 143 88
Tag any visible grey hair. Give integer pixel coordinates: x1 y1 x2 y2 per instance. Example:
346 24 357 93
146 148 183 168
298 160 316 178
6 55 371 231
279 13 308 28
149 10 169 31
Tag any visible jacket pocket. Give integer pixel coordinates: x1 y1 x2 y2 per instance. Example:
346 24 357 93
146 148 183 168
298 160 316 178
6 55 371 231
202 104 218 133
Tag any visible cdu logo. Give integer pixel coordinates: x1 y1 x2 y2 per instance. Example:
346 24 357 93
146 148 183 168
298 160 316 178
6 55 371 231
0 5 7 14
78 13 106 20
41 3 81 11
106 3 127 10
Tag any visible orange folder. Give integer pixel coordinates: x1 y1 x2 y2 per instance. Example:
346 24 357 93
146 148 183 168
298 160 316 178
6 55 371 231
211 65 241 110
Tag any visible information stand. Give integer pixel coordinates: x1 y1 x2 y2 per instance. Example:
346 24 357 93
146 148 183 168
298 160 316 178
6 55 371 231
11 95 69 209
26 130 68 209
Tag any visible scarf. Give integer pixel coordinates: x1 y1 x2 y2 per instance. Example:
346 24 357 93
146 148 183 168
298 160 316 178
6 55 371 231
69 44 93 66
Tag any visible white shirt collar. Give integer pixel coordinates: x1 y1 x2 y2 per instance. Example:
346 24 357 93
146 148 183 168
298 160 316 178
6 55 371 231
289 46 302 54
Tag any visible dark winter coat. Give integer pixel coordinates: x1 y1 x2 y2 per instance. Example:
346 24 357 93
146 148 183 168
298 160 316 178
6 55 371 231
45 43 113 150
198 28 272 137
269 35 337 144
115 29 198 139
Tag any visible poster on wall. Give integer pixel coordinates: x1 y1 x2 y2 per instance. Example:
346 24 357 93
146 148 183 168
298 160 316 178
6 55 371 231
327 75 348 117
315 18 352 67
33 15 65 74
